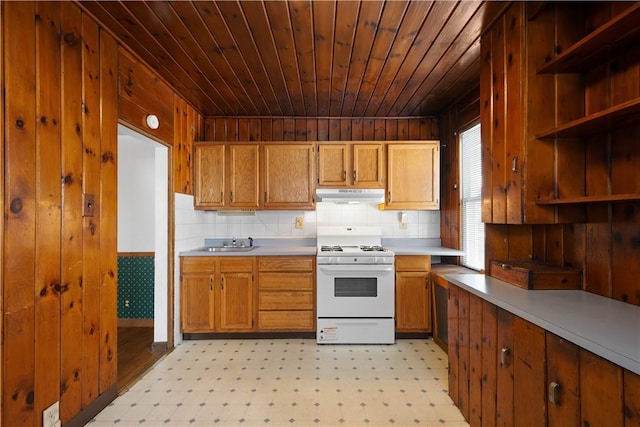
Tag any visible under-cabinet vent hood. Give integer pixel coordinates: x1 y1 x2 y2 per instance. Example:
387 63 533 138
316 188 385 204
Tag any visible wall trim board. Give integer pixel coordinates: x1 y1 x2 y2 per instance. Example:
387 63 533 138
118 252 155 258
117 319 154 327
63 384 118 427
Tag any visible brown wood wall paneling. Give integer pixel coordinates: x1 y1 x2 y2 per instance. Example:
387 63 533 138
438 85 480 263
174 97 203 194
118 48 175 143
0 0 4 413
203 117 438 142
2 3 119 425
4 3 37 425
478 2 640 307
35 2 63 423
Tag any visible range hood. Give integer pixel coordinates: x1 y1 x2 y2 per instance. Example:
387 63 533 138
316 188 385 204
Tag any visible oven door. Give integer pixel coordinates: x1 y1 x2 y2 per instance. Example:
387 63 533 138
317 263 394 318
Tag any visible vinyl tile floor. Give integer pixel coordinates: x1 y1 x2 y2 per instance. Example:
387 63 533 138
89 339 468 427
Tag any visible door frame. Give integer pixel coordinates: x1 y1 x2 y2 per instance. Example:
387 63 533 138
117 120 175 350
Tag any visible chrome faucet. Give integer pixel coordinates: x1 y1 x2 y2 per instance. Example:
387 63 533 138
248 237 253 247
232 237 237 247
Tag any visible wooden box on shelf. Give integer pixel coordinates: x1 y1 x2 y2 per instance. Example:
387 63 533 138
490 260 582 290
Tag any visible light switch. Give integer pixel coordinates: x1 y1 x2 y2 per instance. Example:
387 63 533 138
83 193 95 217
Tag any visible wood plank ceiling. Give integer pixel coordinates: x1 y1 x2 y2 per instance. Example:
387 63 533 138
80 1 506 117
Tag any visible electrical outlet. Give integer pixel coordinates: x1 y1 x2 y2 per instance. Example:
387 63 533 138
295 216 304 229
43 401 60 427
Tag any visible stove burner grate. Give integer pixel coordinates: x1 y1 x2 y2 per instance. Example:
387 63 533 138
320 245 343 252
360 245 385 252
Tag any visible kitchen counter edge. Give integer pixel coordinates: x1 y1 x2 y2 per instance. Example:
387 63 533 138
180 246 317 257
445 273 640 375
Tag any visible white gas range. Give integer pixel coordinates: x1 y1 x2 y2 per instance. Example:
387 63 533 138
316 226 395 344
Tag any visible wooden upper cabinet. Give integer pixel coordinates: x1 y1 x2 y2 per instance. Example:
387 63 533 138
386 142 440 210
318 144 349 186
194 144 225 209
263 144 315 209
229 144 260 209
317 143 385 188
353 144 385 187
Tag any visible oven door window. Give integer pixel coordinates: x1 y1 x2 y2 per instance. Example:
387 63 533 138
334 277 377 297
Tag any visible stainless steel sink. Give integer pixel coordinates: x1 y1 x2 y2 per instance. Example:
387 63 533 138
200 246 255 252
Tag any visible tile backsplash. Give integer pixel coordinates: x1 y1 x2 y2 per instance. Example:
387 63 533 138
175 193 440 243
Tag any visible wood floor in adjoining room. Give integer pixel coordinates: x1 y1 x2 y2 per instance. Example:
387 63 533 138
117 326 167 391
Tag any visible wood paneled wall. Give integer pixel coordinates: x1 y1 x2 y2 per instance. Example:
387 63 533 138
203 117 439 143
2 2 118 425
438 86 480 261
116 44 204 195
478 2 640 307
174 98 202 194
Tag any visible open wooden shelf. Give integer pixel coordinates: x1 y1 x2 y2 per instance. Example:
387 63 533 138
538 3 640 74
536 97 640 139
535 193 640 205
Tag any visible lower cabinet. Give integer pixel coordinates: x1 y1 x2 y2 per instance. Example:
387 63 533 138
448 282 637 427
257 256 315 331
395 255 431 332
181 257 255 333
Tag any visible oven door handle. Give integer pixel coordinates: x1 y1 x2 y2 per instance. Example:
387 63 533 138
318 265 394 273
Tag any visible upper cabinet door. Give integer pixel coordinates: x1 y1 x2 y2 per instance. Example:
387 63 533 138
318 144 349 186
263 144 315 210
352 144 385 188
386 142 440 210
317 143 385 188
194 144 225 209
229 144 260 209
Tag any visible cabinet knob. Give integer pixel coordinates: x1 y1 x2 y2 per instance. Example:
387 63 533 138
548 381 561 406
500 347 511 366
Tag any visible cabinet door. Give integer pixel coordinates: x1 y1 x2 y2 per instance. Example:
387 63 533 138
219 272 254 331
387 142 440 209
194 144 225 208
395 271 431 332
263 144 315 209
580 349 623 427
352 144 384 188
546 333 580 427
496 308 514 427
181 273 214 332
513 316 546 426
448 284 460 406
318 144 348 186
229 144 259 208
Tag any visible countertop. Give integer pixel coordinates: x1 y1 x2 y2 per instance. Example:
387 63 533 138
180 237 463 257
445 273 640 375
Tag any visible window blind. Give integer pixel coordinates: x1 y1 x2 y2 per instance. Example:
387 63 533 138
460 123 484 271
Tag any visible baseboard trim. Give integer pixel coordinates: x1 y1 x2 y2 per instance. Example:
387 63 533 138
152 341 168 352
183 332 316 340
64 384 117 427
118 318 153 327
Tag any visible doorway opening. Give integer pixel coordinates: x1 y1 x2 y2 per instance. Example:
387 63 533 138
117 124 170 390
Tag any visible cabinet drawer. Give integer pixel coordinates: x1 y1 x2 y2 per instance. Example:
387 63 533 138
219 257 254 272
258 256 314 271
395 255 431 272
490 260 581 290
259 291 314 310
181 257 216 273
258 311 315 330
259 272 314 290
